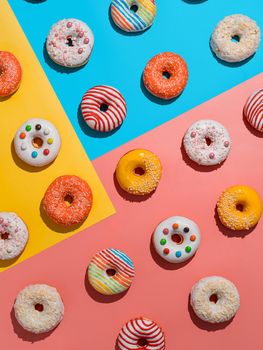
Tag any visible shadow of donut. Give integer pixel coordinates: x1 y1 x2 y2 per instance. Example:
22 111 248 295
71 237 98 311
77 103 121 139
187 294 234 331
113 172 156 203
214 206 256 239
10 307 56 343
42 41 87 74
108 5 151 37
183 0 207 4
84 268 129 304
180 139 225 173
39 198 83 234
24 0 47 3
150 236 195 270
242 110 263 138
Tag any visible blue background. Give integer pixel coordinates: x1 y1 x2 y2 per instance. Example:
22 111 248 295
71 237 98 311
8 0 263 159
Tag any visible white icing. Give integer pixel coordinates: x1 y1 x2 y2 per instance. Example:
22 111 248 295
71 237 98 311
46 18 94 68
14 118 61 167
183 119 232 166
153 216 201 263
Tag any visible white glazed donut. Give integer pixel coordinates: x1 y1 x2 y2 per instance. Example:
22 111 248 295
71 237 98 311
183 120 232 166
14 118 61 167
46 18 94 68
243 89 263 132
0 212 28 260
14 284 64 334
211 14 260 63
153 216 201 263
190 276 240 323
81 85 127 132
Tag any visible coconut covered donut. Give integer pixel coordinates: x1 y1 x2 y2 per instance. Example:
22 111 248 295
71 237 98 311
243 89 263 132
211 14 261 63
0 212 28 260
190 276 240 323
111 0 157 33
117 317 165 350
153 216 201 263
183 120 231 166
14 284 64 334
46 18 94 67
14 118 61 167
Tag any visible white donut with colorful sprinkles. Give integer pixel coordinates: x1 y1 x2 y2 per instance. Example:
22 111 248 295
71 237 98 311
183 119 232 166
46 18 94 68
153 216 201 263
14 118 61 167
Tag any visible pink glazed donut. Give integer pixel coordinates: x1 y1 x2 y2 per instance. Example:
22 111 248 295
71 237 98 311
46 19 94 68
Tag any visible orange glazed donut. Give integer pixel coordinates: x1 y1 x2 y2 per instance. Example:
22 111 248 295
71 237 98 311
143 52 188 100
0 51 22 97
42 175 92 226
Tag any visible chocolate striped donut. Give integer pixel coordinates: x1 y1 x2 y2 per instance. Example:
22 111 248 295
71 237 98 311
88 248 135 295
117 317 165 350
81 85 127 132
244 89 263 132
111 0 156 33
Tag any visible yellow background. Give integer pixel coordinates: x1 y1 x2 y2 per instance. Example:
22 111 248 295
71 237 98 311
0 0 115 272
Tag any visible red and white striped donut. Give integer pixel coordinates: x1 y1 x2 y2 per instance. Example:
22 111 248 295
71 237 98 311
243 89 263 132
81 85 127 132
117 317 165 350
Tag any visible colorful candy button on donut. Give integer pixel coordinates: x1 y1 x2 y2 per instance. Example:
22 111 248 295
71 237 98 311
14 118 61 167
152 216 201 263
111 0 157 33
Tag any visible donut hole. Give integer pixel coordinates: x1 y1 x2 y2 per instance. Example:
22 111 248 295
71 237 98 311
1 232 9 240
32 137 43 149
66 35 74 47
34 303 44 312
236 203 244 212
64 194 74 207
162 71 171 80
231 35 240 43
137 338 148 347
134 167 145 176
171 234 184 245
209 294 218 304
130 4 139 13
106 268 116 277
100 103 109 112
205 137 212 146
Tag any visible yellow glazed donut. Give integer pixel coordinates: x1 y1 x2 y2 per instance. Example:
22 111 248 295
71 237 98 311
217 185 262 230
116 149 162 195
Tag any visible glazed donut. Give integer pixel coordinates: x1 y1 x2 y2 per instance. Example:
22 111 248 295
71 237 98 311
0 212 28 260
217 185 262 230
14 284 64 334
81 85 127 132
243 89 263 132
88 248 135 295
183 120 232 166
42 175 93 226
153 216 201 263
14 118 61 167
46 18 94 68
115 149 162 195
0 51 22 97
190 276 240 323
117 317 165 350
211 14 260 63
143 52 188 100
111 0 156 33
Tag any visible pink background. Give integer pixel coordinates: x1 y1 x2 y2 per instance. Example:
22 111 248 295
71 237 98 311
0 74 262 349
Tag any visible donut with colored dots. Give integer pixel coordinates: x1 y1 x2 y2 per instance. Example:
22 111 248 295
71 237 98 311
152 216 201 263
14 118 61 167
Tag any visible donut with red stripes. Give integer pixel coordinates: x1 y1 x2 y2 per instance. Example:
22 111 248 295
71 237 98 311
117 317 165 350
243 89 263 132
81 85 127 132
